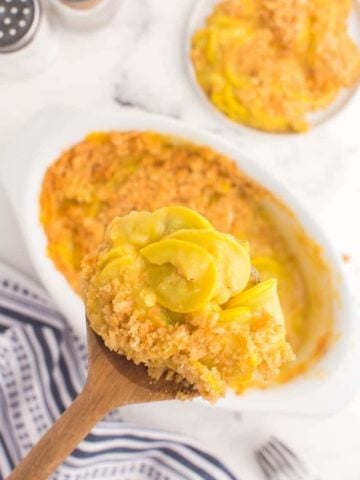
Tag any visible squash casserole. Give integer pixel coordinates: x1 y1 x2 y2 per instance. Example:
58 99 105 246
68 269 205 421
191 0 360 132
81 207 294 401
40 131 333 389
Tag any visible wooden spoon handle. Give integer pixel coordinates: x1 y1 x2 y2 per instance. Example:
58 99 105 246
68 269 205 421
6 325 179 480
6 382 113 480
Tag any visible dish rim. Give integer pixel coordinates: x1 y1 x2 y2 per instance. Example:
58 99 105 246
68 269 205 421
1 105 358 416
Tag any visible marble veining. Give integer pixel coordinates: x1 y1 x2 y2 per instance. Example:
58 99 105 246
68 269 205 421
0 0 359 478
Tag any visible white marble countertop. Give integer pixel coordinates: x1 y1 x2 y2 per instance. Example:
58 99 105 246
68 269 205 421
0 1 360 478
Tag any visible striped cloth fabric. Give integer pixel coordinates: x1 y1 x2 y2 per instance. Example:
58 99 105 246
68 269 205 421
0 262 238 480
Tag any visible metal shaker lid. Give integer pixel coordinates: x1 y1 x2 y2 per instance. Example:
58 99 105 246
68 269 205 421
0 0 40 53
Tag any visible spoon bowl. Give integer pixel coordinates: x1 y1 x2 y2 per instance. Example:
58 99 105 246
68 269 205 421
87 323 192 406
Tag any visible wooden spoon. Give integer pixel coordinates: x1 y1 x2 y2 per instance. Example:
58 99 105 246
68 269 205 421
7 323 191 480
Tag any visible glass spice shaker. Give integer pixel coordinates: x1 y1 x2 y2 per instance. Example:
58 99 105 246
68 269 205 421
0 0 57 79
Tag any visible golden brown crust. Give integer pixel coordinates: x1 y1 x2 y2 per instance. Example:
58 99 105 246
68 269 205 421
81 212 294 401
191 0 360 132
40 131 318 387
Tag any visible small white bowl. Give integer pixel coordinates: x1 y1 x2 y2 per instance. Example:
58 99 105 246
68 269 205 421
185 0 360 138
0 105 358 416
48 0 119 30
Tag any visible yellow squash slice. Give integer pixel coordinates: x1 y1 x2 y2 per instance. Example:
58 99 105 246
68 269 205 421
169 229 251 303
141 238 218 313
226 277 284 324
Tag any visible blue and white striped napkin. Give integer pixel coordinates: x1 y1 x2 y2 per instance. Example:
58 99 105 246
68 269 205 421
0 262 238 480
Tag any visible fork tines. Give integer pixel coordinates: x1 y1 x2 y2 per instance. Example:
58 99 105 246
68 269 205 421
255 436 315 480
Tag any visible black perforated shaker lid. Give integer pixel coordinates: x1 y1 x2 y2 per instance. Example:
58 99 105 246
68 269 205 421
0 0 40 53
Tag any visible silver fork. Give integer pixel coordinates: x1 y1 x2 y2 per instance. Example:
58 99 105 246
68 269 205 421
255 436 321 480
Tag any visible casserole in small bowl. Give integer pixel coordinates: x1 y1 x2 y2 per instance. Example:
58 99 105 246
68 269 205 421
186 0 360 136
